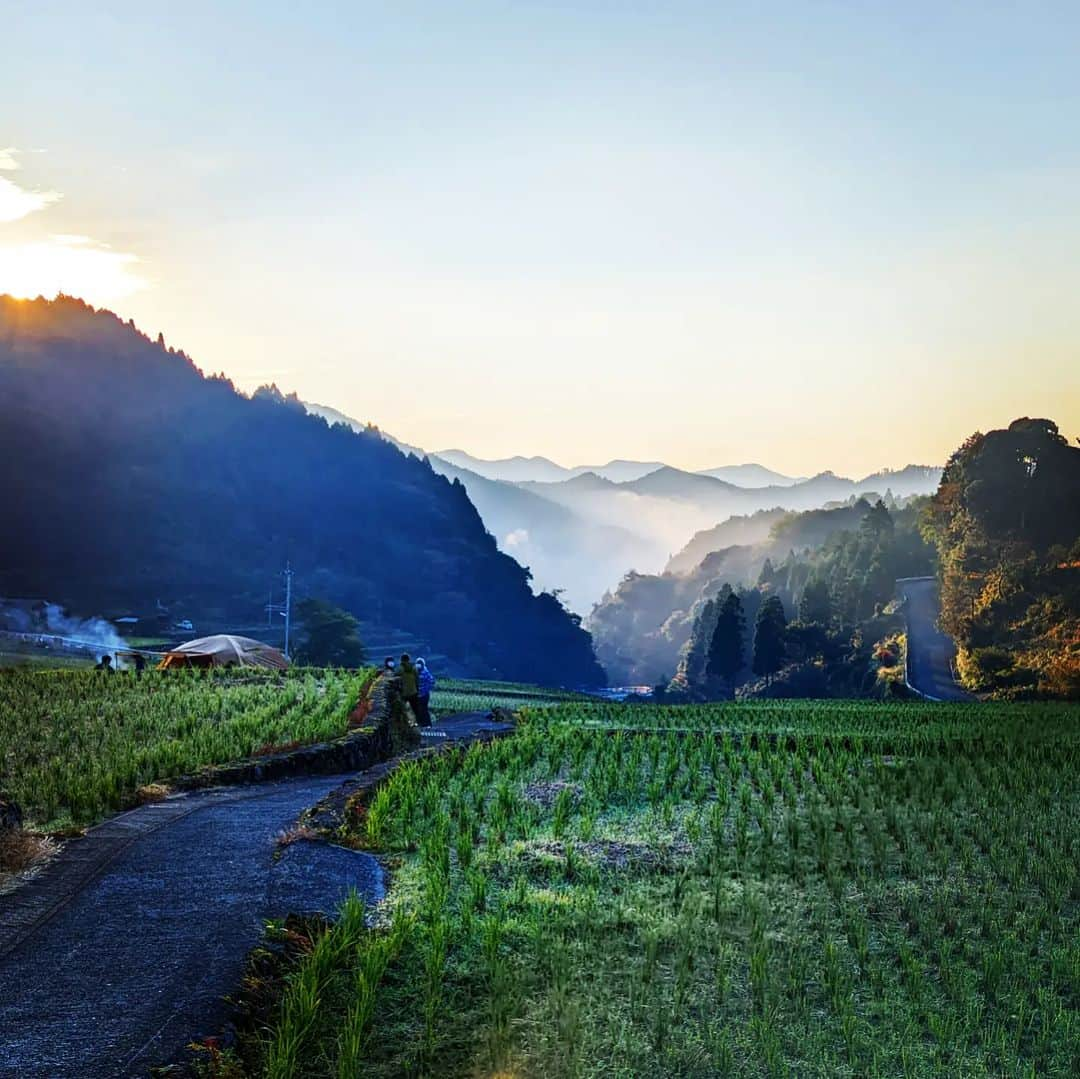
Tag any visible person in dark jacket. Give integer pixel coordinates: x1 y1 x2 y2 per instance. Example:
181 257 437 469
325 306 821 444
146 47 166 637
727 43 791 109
415 657 435 727
398 654 422 724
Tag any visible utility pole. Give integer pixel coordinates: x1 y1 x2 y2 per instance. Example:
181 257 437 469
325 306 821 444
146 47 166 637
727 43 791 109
265 564 294 658
282 563 293 659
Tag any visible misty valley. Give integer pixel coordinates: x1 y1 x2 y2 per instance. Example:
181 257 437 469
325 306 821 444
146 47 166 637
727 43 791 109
2 253 1078 1079
6 7 1080 1075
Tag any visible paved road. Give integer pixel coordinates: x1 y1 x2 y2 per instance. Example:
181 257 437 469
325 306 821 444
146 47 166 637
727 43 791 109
0 776 384 1078
418 710 516 742
0 710 515 1078
896 577 972 701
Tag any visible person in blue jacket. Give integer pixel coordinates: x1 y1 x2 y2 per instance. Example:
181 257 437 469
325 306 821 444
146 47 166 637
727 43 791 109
415 657 436 727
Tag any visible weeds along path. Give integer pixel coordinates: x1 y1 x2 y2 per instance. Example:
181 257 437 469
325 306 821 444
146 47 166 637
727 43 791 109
0 710 514 1079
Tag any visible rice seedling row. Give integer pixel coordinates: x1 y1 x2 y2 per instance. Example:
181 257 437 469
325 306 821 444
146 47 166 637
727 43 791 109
0 667 375 828
430 679 590 717
257 700 1078 1078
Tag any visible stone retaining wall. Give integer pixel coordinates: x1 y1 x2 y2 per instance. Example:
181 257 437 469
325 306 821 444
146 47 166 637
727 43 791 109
172 674 420 792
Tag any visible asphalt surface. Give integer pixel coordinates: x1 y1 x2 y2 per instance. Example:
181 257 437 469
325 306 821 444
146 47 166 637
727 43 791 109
897 577 972 701
418 710 516 742
0 710 515 1078
0 776 384 1078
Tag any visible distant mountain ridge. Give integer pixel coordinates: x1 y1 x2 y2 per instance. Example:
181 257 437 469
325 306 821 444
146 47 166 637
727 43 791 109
435 449 666 485
698 463 805 487
434 447 803 486
303 404 941 614
589 497 933 684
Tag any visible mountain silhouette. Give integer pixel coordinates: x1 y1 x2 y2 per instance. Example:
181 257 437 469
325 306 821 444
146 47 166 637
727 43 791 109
0 295 604 686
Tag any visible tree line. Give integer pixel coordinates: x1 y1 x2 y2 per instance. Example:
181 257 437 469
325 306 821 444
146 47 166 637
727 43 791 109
922 417 1080 698
662 499 934 700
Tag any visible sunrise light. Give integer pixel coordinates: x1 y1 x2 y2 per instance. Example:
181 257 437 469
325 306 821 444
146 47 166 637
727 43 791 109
0 234 146 305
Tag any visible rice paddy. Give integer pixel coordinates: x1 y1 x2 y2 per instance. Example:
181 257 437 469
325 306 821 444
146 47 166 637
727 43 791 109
256 699 1079 1078
0 667 375 828
429 678 591 717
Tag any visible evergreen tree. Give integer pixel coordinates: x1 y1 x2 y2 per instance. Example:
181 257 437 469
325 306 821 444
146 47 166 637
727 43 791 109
293 598 366 667
681 595 721 687
707 591 745 693
752 595 787 683
798 577 832 624
757 557 776 587
860 499 895 538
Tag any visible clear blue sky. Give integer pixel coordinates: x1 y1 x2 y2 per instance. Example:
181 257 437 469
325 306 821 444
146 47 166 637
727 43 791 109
4 2 1079 474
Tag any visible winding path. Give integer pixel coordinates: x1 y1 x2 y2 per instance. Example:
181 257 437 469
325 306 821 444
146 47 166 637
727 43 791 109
896 577 971 701
0 712 512 1078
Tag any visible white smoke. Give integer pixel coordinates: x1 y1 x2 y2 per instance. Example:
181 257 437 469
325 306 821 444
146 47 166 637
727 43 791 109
503 528 530 549
0 600 127 660
42 603 126 655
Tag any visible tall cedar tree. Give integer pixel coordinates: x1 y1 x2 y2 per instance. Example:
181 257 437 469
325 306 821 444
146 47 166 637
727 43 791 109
799 578 832 624
707 591 745 690
752 595 787 683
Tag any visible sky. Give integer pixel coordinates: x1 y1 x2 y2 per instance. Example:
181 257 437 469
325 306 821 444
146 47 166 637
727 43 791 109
3 1 1079 477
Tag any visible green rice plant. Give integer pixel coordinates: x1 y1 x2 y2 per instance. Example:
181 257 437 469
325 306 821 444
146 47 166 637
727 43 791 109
266 892 368 1078
243 694 1079 1078
2 667 376 827
335 912 410 1077
551 785 574 839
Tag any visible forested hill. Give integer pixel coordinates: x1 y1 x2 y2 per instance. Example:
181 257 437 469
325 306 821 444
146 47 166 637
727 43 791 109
0 295 604 686
924 418 1080 698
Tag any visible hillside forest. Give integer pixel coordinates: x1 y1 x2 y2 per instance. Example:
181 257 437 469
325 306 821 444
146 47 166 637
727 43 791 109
0 296 603 687
2 298 1076 700
593 419 1079 702
924 418 1080 698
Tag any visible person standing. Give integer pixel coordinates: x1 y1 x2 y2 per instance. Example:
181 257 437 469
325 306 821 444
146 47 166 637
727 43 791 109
398 653 422 724
415 657 436 727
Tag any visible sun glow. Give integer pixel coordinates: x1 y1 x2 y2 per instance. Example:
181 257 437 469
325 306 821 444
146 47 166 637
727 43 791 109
0 234 147 306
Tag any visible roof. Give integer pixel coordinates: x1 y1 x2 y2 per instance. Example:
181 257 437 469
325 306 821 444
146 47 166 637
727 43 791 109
159 634 289 670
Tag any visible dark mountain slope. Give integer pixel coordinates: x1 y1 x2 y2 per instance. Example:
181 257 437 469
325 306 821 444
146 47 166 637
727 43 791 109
0 295 603 686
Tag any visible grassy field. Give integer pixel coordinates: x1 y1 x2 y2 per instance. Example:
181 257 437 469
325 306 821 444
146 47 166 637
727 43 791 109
0 667 375 829
252 699 1077 1078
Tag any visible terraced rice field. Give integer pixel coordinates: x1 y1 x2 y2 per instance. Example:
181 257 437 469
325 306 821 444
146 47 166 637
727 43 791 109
253 699 1079 1078
430 678 590 717
0 667 375 827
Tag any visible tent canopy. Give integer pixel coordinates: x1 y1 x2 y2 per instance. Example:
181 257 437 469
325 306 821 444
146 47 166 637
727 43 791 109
158 634 289 670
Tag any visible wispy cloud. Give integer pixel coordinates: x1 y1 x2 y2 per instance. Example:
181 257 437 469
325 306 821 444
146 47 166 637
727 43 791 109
0 174 62 222
0 151 148 304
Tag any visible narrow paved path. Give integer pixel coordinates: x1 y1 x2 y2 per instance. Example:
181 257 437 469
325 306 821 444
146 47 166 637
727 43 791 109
0 711 514 1078
0 776 382 1078
897 577 972 701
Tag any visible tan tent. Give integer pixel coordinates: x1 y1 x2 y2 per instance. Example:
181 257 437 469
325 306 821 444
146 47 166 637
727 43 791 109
157 634 289 670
